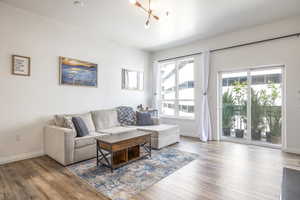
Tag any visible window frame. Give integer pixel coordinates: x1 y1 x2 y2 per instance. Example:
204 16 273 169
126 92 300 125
121 68 144 91
159 57 195 119
218 64 285 148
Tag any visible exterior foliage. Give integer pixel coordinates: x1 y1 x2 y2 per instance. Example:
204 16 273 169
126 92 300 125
222 81 281 140
260 82 282 137
222 91 234 129
232 81 247 132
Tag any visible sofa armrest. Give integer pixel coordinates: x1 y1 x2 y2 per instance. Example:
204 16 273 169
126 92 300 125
44 125 75 166
152 117 161 125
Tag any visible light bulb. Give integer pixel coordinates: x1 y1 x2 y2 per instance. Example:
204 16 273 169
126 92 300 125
129 0 137 4
145 20 150 29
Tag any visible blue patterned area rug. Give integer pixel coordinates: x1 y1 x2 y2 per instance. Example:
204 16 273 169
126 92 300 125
67 147 199 200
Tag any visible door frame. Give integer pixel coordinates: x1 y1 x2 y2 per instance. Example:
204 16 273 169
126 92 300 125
217 64 286 149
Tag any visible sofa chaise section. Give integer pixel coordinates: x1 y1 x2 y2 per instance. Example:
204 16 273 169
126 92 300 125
133 124 180 149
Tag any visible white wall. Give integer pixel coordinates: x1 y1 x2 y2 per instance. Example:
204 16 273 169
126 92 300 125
0 3 151 164
152 16 300 153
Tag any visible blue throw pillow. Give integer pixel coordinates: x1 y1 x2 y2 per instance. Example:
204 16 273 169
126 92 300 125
136 112 154 126
72 117 89 137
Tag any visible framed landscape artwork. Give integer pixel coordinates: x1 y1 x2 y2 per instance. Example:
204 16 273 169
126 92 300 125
59 57 98 87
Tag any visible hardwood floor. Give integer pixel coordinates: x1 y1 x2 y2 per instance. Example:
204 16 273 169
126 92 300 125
135 137 300 200
0 156 109 200
1 137 300 200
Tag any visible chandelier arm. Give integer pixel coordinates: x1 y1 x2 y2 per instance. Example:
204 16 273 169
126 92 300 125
134 0 159 21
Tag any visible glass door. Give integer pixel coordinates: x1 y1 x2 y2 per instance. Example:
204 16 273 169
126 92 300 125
221 71 248 140
220 66 283 147
250 68 283 145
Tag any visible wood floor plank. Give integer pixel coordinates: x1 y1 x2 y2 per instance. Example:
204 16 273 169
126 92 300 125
0 165 17 200
1 137 300 200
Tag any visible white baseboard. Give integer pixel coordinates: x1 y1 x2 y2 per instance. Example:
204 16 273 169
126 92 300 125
180 132 197 138
0 150 44 165
282 147 300 155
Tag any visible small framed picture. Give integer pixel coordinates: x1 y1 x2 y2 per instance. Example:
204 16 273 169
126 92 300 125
12 55 31 76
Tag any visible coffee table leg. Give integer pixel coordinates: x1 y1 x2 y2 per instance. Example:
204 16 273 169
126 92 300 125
96 145 99 166
111 151 113 173
150 136 152 158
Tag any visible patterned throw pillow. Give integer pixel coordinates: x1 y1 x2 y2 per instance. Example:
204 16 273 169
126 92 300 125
54 114 67 127
54 114 76 130
116 106 137 126
64 116 76 130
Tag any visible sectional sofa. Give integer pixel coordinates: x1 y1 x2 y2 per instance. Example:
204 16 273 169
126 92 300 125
44 108 180 166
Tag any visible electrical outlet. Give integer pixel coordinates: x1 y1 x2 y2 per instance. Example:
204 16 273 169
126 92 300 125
16 135 21 142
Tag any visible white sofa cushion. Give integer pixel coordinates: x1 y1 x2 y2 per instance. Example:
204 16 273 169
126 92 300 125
75 136 96 149
54 112 96 133
132 124 179 136
92 109 120 131
74 132 108 149
98 126 137 135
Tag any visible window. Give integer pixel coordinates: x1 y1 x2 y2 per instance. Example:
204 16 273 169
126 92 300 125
160 58 195 118
121 69 144 90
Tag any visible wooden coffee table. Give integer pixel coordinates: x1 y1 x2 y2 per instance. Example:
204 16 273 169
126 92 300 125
96 131 151 172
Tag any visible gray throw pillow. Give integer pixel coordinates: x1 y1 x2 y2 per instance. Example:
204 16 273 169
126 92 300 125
136 112 154 126
72 117 89 137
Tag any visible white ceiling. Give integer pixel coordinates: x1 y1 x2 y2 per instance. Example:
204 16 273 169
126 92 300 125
2 0 300 51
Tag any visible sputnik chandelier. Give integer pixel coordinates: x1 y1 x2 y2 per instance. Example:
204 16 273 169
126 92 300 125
129 0 169 29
